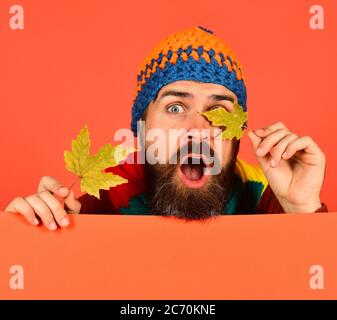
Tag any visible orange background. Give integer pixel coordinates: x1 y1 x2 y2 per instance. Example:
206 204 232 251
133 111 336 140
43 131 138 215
0 212 336 299
0 0 336 209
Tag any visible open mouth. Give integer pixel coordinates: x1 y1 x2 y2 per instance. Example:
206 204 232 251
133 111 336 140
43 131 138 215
178 154 208 188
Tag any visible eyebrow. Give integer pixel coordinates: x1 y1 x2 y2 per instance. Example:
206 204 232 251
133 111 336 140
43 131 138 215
155 90 193 102
155 90 235 103
208 94 235 103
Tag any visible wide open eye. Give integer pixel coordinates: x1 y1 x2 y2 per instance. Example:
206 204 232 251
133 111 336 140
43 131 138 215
167 104 184 114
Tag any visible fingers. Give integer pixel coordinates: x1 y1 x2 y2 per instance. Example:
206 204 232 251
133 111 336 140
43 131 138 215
5 197 39 226
24 194 57 230
255 129 293 158
5 176 76 231
251 123 325 167
247 130 262 150
248 130 271 169
64 189 81 214
5 191 73 231
38 176 69 198
269 133 298 166
282 136 324 162
254 122 288 138
37 191 70 227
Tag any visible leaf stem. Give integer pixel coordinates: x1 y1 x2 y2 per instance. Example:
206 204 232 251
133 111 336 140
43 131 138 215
68 176 80 191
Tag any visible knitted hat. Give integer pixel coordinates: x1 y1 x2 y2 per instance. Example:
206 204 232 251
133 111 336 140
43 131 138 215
131 26 247 136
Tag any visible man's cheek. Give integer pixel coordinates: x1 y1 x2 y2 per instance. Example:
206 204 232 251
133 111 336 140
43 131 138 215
204 160 222 176
163 128 187 164
201 133 223 176
144 129 171 164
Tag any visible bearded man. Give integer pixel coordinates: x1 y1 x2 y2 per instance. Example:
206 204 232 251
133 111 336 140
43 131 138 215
5 26 327 230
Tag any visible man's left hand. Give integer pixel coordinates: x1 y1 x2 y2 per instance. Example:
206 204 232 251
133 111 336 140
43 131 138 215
248 122 326 213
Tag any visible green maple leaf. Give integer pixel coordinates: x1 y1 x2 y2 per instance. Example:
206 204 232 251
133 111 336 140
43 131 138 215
201 103 248 140
64 126 136 199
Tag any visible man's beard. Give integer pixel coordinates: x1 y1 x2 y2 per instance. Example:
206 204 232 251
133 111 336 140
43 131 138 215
145 141 239 220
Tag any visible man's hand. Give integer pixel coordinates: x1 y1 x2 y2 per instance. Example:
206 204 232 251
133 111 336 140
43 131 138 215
248 122 326 213
4 176 81 230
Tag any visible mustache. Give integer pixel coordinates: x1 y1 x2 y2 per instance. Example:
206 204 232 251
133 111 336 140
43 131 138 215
144 139 240 220
145 158 237 220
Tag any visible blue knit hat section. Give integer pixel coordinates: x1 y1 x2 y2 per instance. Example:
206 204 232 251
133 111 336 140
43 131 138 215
131 56 246 135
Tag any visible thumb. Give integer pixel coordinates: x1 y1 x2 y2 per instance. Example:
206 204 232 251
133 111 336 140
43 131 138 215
247 130 262 151
64 190 81 213
247 130 270 171
248 130 268 168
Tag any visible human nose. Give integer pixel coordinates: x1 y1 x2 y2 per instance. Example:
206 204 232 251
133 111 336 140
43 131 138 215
185 113 212 142
185 112 211 132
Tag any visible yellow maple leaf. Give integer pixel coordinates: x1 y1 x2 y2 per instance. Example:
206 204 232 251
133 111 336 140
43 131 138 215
201 103 248 140
64 126 136 199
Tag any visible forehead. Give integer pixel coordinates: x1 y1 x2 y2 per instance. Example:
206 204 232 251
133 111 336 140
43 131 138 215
156 80 237 99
